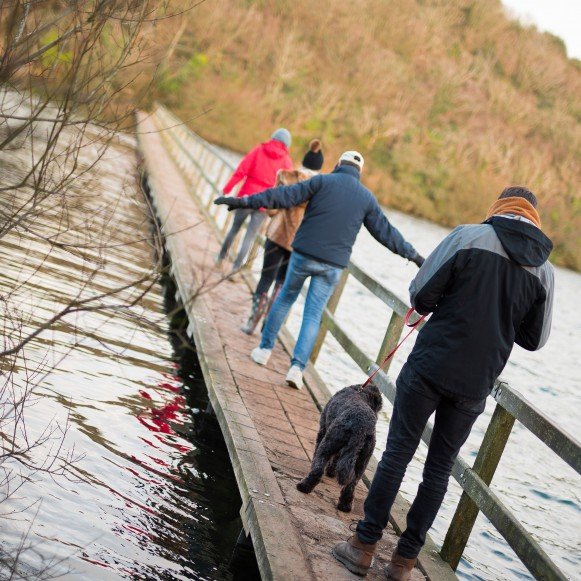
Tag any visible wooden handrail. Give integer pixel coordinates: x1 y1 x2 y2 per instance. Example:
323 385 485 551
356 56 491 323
152 104 580 580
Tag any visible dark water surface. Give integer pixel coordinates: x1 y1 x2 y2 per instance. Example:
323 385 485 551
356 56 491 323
0 108 259 579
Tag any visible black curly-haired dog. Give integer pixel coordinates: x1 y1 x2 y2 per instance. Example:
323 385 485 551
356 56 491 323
296 384 382 512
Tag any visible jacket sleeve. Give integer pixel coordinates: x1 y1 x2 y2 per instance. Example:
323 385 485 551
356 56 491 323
515 263 554 351
223 146 259 194
363 198 418 261
244 175 320 209
409 227 462 315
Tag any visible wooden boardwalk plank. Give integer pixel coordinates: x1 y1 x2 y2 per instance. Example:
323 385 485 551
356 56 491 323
136 112 432 580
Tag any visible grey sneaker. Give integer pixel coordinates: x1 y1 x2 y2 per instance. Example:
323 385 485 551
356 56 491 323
285 365 303 389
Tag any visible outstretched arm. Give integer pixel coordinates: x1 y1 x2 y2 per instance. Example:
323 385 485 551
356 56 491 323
364 199 422 264
216 175 320 210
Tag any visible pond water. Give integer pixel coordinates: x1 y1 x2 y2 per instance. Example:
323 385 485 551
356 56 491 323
0 102 259 579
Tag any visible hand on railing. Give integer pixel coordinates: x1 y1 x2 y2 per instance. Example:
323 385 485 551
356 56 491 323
214 195 248 211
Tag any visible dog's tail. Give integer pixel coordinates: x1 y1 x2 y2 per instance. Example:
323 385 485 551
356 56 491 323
335 432 366 486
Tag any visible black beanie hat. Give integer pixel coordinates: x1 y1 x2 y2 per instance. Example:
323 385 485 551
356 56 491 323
302 139 324 171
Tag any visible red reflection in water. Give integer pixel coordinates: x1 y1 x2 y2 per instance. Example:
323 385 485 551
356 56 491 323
129 454 182 483
123 523 153 539
80 556 115 569
140 436 161 449
131 378 191 485
124 463 160 484
137 415 172 434
146 454 169 467
158 381 181 393
137 383 184 435
152 396 184 419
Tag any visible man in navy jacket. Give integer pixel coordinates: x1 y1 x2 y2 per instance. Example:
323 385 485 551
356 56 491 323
333 186 554 580
215 151 423 388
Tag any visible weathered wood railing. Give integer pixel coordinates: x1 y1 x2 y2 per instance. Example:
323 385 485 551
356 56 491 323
149 105 580 580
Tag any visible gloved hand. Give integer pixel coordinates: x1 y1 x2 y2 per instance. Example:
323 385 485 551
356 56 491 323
411 253 425 268
214 196 248 211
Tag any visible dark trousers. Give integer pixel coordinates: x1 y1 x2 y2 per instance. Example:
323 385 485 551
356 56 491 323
255 238 291 296
356 363 486 558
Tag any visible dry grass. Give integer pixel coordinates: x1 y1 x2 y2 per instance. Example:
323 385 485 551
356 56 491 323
142 0 580 269
13 1 576 267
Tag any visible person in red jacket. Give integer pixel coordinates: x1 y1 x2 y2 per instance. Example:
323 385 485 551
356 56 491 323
215 128 293 273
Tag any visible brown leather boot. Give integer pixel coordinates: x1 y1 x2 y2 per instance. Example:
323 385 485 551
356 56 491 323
332 535 377 576
385 550 417 580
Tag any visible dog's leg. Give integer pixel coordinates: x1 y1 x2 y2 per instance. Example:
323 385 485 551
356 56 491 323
297 436 342 494
325 454 338 478
337 436 375 513
337 481 357 513
313 427 326 456
312 409 328 456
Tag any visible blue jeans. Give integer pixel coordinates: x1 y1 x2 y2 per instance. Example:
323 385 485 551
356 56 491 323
259 252 342 370
356 363 486 558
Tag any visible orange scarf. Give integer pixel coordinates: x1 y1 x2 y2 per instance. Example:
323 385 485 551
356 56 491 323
486 196 541 229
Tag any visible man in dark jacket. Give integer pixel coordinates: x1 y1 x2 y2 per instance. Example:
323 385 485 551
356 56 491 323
332 186 554 580
215 151 424 388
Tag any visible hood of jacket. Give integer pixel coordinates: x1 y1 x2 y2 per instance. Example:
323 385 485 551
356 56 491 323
261 139 289 160
486 216 553 267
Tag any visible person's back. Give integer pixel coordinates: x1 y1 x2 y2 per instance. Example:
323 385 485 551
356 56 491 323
223 134 293 198
217 128 293 273
290 165 375 267
409 192 554 399
241 139 294 195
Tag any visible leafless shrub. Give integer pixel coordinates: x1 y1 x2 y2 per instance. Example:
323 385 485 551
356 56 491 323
156 0 580 269
0 1 200 575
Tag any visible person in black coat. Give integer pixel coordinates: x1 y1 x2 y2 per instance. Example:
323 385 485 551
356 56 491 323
332 186 554 580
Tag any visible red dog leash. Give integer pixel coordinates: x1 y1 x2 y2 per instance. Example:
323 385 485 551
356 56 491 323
362 308 426 388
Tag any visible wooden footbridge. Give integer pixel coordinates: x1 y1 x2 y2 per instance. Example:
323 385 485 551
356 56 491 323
136 106 580 581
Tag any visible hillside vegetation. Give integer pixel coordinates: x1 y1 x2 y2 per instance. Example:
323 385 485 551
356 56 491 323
15 1 575 268
146 0 581 268
128 0 581 269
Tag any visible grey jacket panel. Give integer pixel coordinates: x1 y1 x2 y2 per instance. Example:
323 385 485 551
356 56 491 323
537 263 554 349
519 261 554 350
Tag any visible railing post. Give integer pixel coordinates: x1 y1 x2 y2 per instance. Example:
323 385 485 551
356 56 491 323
309 269 349 364
440 403 515 569
375 310 405 372
193 148 209 193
